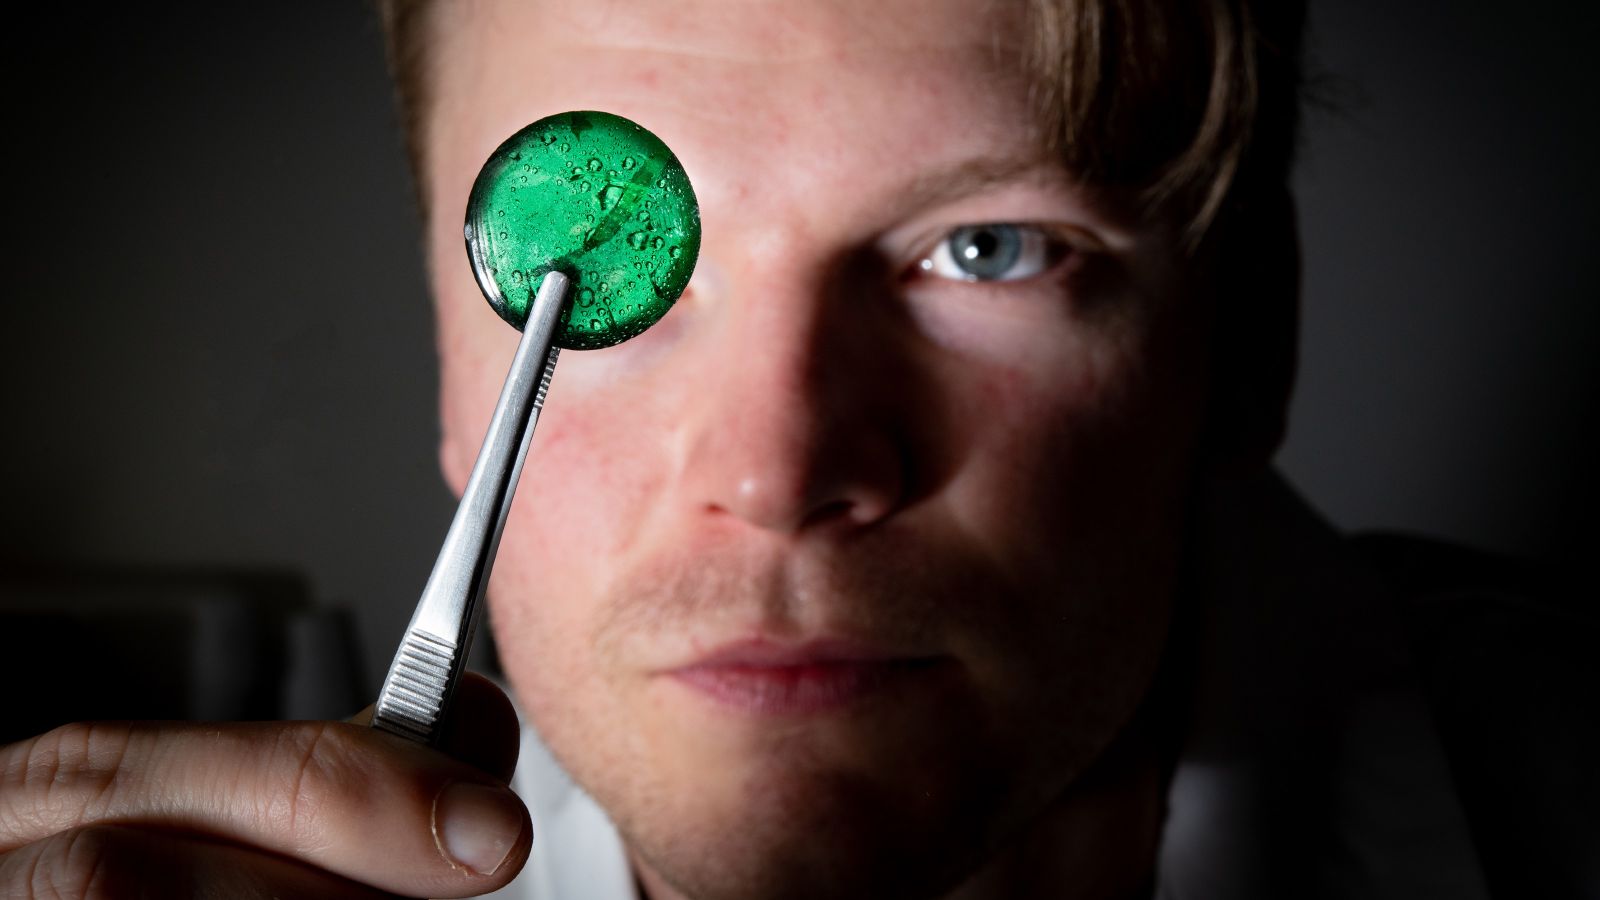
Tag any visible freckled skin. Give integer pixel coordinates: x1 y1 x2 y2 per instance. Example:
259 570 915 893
424 1 1215 898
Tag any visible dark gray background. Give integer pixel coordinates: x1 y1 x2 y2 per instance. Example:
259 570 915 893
4 2 1595 697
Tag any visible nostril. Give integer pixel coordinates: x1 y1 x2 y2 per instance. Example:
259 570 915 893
698 446 905 533
703 475 871 534
798 499 859 530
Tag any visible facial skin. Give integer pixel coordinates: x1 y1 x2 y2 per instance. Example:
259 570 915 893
424 1 1217 897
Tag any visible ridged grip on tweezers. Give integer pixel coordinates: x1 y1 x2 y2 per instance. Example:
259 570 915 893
373 630 455 744
372 271 569 747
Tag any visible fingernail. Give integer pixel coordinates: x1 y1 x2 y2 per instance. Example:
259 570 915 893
433 781 526 876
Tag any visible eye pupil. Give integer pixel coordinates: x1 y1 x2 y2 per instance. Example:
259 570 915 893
949 225 1021 280
963 230 997 260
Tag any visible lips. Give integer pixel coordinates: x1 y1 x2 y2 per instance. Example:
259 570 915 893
663 639 951 715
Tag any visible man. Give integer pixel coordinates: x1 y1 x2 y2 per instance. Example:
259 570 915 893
1 1 1587 898
409 0 1305 896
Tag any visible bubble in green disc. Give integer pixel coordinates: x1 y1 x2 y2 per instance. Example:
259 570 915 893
464 111 701 349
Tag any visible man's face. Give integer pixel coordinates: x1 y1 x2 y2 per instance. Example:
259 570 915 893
425 1 1212 896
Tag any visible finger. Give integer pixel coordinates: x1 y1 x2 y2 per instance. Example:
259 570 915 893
0 824 397 899
436 672 521 783
352 673 518 779
0 720 531 898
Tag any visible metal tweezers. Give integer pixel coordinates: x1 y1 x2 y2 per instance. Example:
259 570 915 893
371 271 571 745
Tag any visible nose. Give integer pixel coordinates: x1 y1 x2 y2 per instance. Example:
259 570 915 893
671 254 907 536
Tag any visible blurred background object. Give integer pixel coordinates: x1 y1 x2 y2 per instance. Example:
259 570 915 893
2 0 1594 726
0 565 366 743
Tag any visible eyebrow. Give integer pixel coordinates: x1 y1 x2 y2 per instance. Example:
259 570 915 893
893 155 1074 212
887 153 1132 227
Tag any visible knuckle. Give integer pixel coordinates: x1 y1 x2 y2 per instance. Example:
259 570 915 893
2 724 133 844
259 722 366 851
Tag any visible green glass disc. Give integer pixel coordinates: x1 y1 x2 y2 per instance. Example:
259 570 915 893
464 111 701 348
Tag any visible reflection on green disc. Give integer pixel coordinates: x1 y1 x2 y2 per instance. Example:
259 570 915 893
464 111 701 349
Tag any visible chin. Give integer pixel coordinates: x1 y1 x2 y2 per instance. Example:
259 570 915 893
616 753 1010 900
550 677 1058 900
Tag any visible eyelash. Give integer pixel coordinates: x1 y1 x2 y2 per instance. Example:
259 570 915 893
911 223 1075 285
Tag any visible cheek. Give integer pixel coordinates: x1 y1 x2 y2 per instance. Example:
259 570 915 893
508 397 651 557
942 333 1118 507
481 361 672 657
434 295 665 704
942 316 1202 591
484 404 635 739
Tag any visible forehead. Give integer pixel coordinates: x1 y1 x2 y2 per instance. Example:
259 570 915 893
425 0 1048 228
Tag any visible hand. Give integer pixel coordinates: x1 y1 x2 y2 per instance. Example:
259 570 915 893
0 673 531 898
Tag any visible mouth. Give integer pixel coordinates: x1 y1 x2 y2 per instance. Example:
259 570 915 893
662 638 954 716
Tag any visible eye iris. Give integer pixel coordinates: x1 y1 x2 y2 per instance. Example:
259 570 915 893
950 225 1021 280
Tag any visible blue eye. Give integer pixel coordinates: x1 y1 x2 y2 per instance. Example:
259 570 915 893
920 224 1060 283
